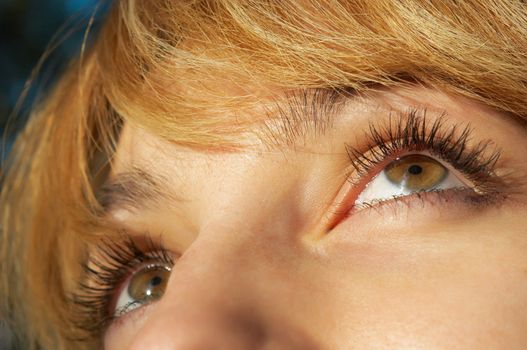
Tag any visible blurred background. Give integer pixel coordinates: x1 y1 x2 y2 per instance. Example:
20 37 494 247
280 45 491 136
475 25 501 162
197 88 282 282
0 1 108 348
0 0 108 161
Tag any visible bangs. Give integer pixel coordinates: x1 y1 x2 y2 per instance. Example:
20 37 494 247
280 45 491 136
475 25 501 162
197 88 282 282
95 0 527 145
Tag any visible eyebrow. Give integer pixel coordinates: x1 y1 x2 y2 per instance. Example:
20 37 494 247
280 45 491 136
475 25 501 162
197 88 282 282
96 87 356 214
261 87 355 148
96 167 176 214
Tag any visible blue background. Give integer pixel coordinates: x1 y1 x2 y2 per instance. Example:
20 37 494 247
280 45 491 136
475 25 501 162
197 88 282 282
0 0 107 160
0 1 108 348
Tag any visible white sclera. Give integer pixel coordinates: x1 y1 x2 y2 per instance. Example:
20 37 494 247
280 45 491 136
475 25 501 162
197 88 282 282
355 163 466 206
114 280 142 317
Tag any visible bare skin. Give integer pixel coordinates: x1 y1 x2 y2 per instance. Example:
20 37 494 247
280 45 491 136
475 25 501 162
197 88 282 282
102 87 527 349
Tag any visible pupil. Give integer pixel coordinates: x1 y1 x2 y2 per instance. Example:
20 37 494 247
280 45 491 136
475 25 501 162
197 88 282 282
150 276 163 287
407 164 423 175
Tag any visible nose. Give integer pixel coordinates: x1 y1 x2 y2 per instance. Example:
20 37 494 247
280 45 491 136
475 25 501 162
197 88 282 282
128 306 267 350
123 233 319 350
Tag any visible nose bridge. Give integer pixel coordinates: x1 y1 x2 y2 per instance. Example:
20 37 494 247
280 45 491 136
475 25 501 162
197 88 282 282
164 231 267 316
127 226 312 350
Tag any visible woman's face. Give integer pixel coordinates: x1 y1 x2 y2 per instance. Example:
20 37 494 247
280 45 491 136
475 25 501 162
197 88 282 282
98 86 527 349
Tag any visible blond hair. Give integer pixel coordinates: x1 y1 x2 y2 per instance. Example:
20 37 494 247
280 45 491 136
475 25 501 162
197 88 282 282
1 0 527 348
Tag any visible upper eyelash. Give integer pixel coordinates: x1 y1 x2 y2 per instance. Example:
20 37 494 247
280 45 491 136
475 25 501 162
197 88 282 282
345 109 503 194
70 234 174 341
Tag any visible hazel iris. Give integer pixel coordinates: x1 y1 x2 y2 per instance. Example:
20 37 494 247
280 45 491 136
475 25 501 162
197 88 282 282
384 154 447 191
128 265 171 302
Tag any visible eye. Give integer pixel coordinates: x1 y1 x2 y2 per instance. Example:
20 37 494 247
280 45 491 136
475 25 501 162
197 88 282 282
355 154 467 206
113 262 172 317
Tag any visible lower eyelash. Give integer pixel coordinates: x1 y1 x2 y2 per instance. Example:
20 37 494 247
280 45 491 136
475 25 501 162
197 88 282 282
345 109 504 196
353 187 507 215
70 234 174 340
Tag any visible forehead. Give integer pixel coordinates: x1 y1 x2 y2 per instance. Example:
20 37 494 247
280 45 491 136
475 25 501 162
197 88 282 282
105 85 509 216
116 84 503 152
111 84 512 180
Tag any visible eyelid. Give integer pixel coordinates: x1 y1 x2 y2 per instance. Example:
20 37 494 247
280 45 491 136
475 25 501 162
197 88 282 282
325 111 506 230
345 112 502 190
354 152 476 207
72 233 175 339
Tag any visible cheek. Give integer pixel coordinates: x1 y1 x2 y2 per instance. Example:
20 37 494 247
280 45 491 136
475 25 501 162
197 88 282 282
102 209 527 349
312 210 527 348
103 306 150 350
